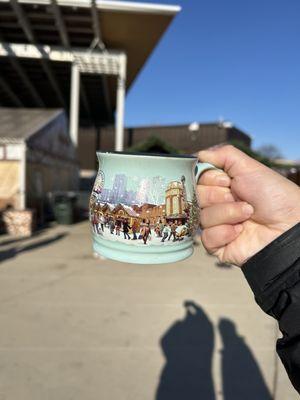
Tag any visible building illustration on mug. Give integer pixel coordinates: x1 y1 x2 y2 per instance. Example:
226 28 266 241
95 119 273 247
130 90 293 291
90 171 198 245
90 171 199 246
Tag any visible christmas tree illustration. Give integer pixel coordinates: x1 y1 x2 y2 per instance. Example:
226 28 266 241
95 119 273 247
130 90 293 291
188 191 200 235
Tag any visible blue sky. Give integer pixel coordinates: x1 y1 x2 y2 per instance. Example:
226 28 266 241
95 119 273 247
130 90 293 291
124 0 300 160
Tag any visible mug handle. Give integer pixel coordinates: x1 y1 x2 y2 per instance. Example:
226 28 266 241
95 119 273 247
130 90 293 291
194 162 220 184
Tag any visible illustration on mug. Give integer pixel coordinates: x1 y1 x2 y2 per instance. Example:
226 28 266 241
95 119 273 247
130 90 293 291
90 171 199 246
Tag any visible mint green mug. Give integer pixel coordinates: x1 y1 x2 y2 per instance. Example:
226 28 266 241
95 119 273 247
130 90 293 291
90 152 216 264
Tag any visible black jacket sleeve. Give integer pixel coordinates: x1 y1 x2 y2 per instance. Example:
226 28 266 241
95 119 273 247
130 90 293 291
242 222 300 394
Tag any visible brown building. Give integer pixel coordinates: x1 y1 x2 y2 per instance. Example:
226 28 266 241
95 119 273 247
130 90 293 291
138 204 166 224
112 204 139 227
78 121 252 171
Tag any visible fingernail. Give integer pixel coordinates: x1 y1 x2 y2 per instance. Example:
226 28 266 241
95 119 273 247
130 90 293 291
242 204 254 216
235 224 243 234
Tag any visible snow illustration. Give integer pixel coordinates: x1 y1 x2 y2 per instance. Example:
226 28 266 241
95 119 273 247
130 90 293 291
90 170 199 246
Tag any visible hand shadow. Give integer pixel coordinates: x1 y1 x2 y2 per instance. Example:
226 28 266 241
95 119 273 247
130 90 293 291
156 301 215 400
219 318 272 400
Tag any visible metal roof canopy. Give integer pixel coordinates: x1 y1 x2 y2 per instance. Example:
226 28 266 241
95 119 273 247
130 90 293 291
0 0 180 150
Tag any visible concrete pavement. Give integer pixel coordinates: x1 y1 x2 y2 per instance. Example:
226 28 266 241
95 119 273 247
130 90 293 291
0 221 297 399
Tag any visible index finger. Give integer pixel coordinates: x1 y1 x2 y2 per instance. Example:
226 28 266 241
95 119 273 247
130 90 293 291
198 145 261 177
198 169 231 187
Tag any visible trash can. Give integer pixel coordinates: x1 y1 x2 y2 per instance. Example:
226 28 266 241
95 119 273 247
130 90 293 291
53 192 77 225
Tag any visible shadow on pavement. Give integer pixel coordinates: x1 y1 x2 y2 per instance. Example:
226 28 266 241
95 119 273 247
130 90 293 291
156 301 215 400
0 227 47 246
156 303 273 400
219 318 272 400
0 233 68 263
215 261 233 269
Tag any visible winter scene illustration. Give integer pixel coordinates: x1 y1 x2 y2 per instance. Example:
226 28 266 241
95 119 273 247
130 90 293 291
90 170 199 246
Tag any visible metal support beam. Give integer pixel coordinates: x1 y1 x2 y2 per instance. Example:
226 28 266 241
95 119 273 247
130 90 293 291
115 53 126 151
90 0 112 119
0 75 24 106
9 0 35 43
50 0 92 119
9 0 66 107
50 0 70 48
10 57 45 106
0 36 45 106
50 0 92 118
69 62 80 146
90 0 105 52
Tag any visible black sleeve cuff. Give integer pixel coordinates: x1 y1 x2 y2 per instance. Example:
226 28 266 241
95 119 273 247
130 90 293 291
242 222 300 315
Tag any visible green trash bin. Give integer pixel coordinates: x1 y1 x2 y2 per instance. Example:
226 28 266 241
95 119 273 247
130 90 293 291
53 193 76 225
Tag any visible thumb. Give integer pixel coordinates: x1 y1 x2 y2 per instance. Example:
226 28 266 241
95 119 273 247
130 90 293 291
198 145 262 177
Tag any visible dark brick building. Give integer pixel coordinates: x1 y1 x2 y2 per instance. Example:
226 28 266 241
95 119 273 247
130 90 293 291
78 121 252 171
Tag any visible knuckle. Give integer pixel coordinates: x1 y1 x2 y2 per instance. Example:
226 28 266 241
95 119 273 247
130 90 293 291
226 204 237 219
206 187 215 205
224 144 235 154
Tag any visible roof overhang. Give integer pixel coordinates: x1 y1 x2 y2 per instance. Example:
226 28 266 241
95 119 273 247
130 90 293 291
0 0 180 125
0 107 63 142
9 0 180 14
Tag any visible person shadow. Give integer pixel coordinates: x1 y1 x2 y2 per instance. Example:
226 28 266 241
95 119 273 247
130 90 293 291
219 318 272 400
156 303 273 400
155 301 215 400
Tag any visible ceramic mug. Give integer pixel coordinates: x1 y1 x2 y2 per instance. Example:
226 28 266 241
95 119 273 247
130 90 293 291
90 152 216 264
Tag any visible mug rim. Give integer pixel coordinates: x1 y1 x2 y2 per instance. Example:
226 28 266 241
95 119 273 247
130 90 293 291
97 151 197 160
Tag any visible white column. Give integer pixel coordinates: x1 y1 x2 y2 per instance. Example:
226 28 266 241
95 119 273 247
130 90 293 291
69 62 80 147
115 54 127 151
20 142 26 210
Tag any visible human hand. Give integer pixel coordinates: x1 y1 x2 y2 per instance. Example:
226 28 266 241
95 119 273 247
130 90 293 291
197 145 300 266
